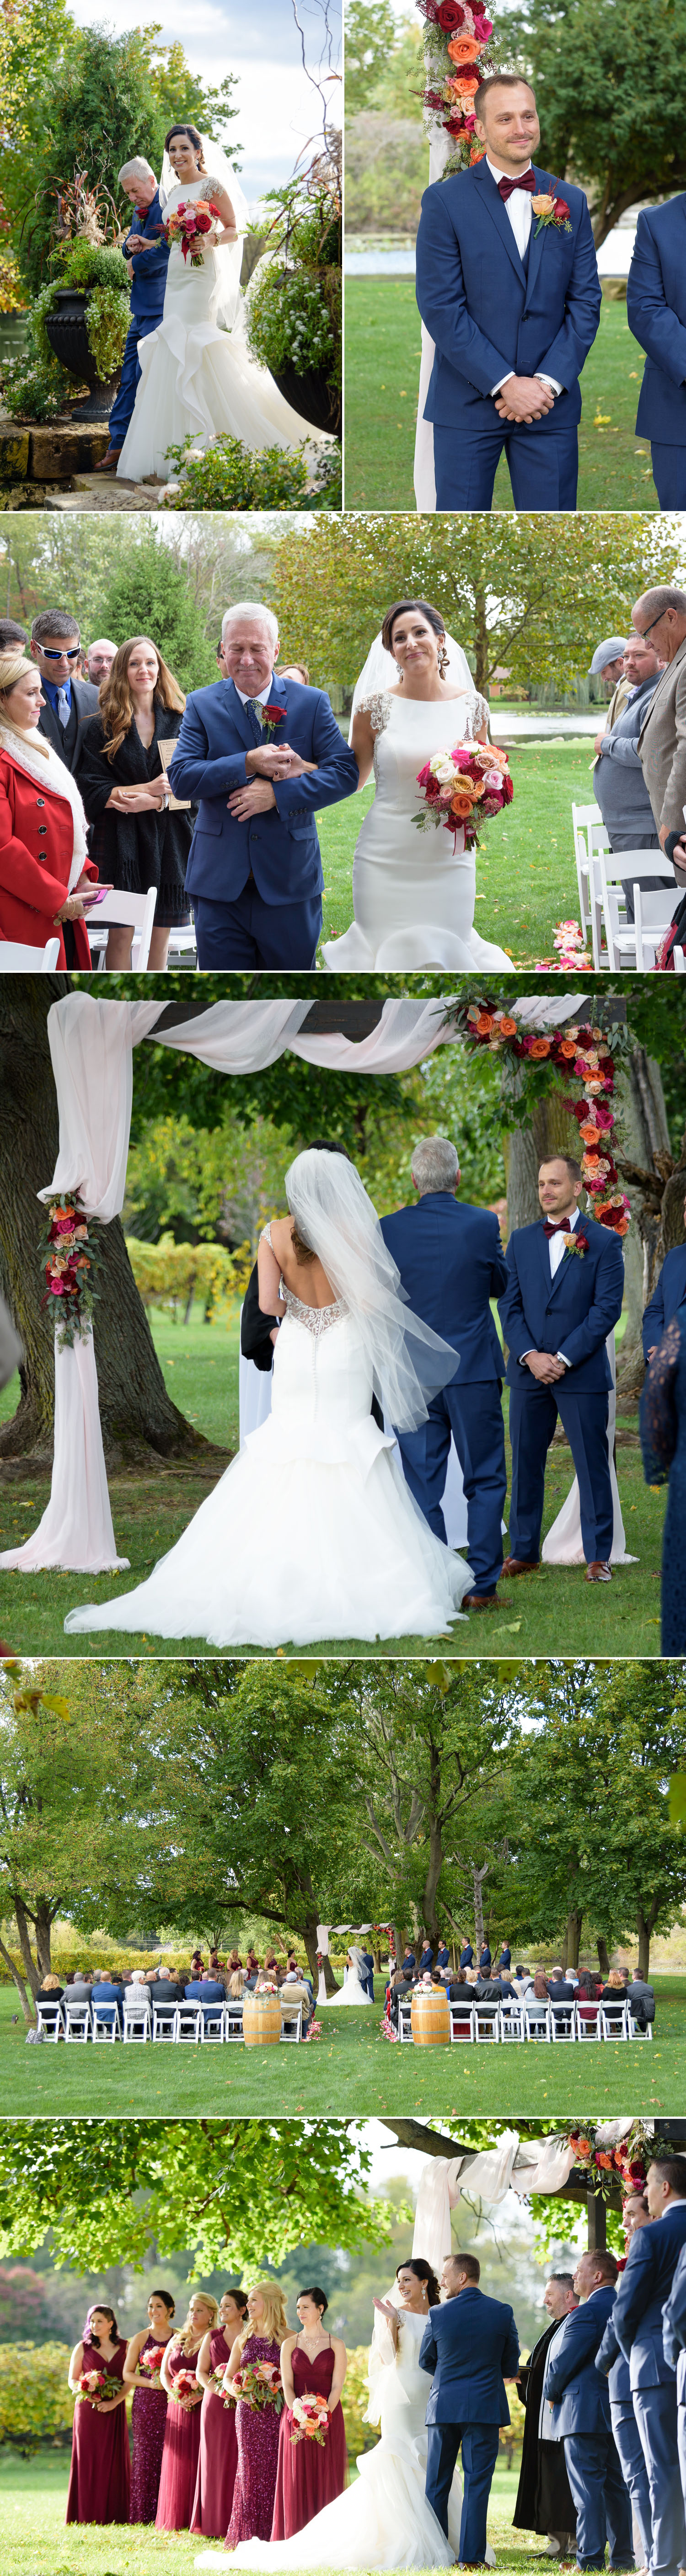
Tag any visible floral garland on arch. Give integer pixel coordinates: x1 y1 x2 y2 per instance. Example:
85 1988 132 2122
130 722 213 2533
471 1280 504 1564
458 1001 631 1237
41 1193 102 1351
568 2120 676 2203
415 0 501 174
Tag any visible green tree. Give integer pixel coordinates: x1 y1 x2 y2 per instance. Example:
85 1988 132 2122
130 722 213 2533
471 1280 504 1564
322 1659 521 1963
96 530 218 692
0 2121 394 2275
0 1662 148 2021
344 0 399 118
506 1662 686 1974
508 0 686 247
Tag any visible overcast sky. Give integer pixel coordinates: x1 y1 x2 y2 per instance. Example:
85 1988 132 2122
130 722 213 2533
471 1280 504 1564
67 0 341 204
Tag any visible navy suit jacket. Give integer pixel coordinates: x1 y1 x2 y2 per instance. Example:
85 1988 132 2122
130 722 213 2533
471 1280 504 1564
627 198 686 445
123 189 169 329
542 2287 616 2432
415 160 600 430
419 2286 519 2425
168 673 359 909
613 2203 686 2388
498 1215 624 1392
380 1194 507 1385
595 2309 632 2410
642 1244 686 1360
184 1978 225 2004
662 2241 686 2405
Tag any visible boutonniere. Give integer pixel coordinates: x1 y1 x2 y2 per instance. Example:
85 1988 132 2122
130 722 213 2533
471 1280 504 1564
260 703 285 739
562 1232 588 1259
531 192 572 237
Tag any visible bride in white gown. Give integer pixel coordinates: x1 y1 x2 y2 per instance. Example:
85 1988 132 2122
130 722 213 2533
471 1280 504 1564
64 1146 472 1648
321 1945 373 2007
117 124 324 486
322 600 512 973
195 2262 496 2572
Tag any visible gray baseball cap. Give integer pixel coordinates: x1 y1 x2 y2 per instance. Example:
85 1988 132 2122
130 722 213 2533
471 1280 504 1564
588 636 628 675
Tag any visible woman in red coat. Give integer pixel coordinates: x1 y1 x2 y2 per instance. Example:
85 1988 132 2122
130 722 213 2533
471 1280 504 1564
0 651 97 964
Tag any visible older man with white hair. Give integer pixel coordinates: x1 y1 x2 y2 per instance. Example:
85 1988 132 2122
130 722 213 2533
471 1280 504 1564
95 157 169 473
379 1137 508 1608
168 600 359 967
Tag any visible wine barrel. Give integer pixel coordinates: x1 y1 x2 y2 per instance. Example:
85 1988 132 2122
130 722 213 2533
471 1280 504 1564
242 1993 282 2047
410 1987 450 2046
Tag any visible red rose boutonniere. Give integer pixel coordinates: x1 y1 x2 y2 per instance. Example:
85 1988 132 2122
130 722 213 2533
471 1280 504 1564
261 703 284 738
562 1231 588 1259
531 191 572 237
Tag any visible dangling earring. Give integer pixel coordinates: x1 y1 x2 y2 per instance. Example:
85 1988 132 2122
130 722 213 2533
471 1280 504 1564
394 657 404 683
437 642 448 678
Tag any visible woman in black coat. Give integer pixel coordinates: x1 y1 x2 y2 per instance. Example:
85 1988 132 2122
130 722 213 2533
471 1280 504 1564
78 635 193 969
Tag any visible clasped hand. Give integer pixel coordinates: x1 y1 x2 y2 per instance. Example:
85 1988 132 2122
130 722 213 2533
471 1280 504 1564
227 743 315 823
525 1350 566 1383
494 374 556 424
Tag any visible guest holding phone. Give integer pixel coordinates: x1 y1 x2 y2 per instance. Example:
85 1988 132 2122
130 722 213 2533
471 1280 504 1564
78 634 193 970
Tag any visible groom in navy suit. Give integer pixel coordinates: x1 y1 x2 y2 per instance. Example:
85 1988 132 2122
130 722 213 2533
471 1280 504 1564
415 74 601 510
168 601 359 968
380 1134 508 1608
420 2251 519 2560
627 198 686 508
613 2153 686 2576
498 1152 624 1582
643 1192 686 1361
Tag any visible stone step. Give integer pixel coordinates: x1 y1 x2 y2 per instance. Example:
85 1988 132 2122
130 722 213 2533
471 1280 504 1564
0 418 111 481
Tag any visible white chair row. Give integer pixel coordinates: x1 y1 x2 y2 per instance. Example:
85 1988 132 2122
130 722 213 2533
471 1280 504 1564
572 802 676 970
0 900 198 975
396 1998 650 2045
36 1997 303 2044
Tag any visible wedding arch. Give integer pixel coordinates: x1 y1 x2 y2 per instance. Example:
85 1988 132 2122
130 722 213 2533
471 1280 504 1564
413 0 508 506
0 987 630 1577
384 2117 686 2262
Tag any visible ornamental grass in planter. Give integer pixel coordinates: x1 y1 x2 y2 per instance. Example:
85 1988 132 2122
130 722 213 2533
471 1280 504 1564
1 241 130 423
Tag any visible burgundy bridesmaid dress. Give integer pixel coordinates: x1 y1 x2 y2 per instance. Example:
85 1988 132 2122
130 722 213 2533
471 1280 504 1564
271 2341 348 2539
65 2336 131 2525
225 2335 283 2548
190 2326 239 2537
155 2337 203 2530
129 2329 171 2523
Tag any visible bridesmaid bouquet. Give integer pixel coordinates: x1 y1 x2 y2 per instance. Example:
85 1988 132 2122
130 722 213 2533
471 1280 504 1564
415 741 513 849
289 2392 330 2446
214 2366 234 2399
137 2345 167 2385
229 2361 284 2413
169 2369 198 2405
77 2367 121 2403
162 199 224 266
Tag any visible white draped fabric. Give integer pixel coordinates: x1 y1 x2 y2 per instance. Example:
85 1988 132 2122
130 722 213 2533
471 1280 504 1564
0 1332 128 1575
411 2134 577 2277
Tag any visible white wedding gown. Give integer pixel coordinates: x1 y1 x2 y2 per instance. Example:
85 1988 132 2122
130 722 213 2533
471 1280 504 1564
64 1285 472 1647
321 692 512 972
117 175 323 485
322 1959 373 2008
195 2311 493 2571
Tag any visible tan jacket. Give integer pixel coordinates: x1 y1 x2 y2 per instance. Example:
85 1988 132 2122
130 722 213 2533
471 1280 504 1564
638 635 686 836
604 674 633 733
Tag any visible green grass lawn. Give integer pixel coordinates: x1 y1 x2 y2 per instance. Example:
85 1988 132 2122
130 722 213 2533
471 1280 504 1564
1 1975 681 2119
344 286 657 512
0 2449 526 2575
318 739 595 967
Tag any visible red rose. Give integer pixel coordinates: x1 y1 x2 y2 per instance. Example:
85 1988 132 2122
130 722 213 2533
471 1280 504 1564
437 0 465 24
554 197 570 218
263 704 284 722
194 211 212 233
501 772 514 802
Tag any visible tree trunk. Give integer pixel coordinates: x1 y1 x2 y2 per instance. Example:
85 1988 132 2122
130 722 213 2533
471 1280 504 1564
302 1917 338 1993
0 1932 35 2025
0 981 222 1469
565 1904 583 1969
472 1861 489 1953
13 1896 42 1998
587 2193 607 2252
393 1921 406 1970
614 1049 672 1400
596 1936 611 1979
636 1906 653 1980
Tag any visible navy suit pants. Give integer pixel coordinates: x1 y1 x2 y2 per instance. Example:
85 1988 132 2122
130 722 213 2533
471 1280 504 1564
426 2419 499 2557
192 881 322 970
650 444 686 509
108 320 152 447
610 2401 653 2568
564 2427 634 2570
635 2383 686 2576
395 1380 506 1594
432 418 579 511
507 1377 612 1564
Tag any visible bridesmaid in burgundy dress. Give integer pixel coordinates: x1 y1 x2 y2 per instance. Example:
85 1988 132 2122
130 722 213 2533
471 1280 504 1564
191 2286 249 2537
272 2287 348 2539
156 2292 218 2531
66 2303 131 2525
124 2286 176 2522
225 2282 289 2549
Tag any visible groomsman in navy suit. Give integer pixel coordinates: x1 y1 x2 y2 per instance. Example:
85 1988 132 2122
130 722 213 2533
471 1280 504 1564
663 2228 686 2534
420 2251 520 2559
613 2153 686 2576
643 1193 686 1360
415 73 601 510
627 198 686 507
498 1152 624 1583
543 2250 633 2573
380 1134 508 1608
595 2198 654 2576
169 601 359 968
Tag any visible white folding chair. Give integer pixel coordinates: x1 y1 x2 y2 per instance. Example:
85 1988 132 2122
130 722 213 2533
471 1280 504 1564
633 881 677 970
600 2000 630 2042
599 850 675 970
166 923 198 966
91 2000 120 2043
64 2000 91 2041
524 2003 552 2042
36 2000 64 2041
498 2000 525 2043
627 2008 653 2042
574 2005 602 2042
398 2001 413 2043
224 2006 245 2043
280 2004 302 2043
572 800 608 951
674 947 686 972
449 2003 475 2043
473 2002 500 2042
550 2001 576 2043
174 2004 203 2043
92 885 157 971
0 936 61 970
152 2005 178 2042
123 2000 151 2043
200 2005 225 2043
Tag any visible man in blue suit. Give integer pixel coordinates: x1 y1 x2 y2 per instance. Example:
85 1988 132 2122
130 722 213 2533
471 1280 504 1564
184 1974 225 2027
420 2250 520 2560
663 2233 686 2533
627 200 686 508
543 2249 633 2572
643 1200 686 1361
95 158 169 473
595 2198 654 2574
415 73 600 511
498 1152 624 1583
613 2153 686 2576
380 1134 508 1607
168 601 359 968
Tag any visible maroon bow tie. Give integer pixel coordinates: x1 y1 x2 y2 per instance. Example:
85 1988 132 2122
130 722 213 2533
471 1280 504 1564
543 1219 575 1236
498 168 536 202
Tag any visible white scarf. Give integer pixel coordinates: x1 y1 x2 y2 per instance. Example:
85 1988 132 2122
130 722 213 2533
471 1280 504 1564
0 720 89 890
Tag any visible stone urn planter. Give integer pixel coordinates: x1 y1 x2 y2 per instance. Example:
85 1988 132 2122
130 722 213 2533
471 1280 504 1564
44 287 121 421
269 362 340 437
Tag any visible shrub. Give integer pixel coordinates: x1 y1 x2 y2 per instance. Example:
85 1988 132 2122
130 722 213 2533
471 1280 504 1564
0 241 129 411
247 264 339 386
342 2345 375 2460
126 1235 252 1323
160 435 341 513
0 2344 74 2455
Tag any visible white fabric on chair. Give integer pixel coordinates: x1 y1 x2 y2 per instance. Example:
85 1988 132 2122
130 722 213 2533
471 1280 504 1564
542 1332 636 1566
0 1329 128 1573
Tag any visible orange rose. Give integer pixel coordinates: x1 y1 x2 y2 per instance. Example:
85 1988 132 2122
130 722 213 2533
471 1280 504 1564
475 1011 496 1032
558 1040 577 1059
469 144 486 161
447 30 482 56
448 66 480 94
450 790 477 820
531 192 556 217
579 1120 602 1145
529 1038 551 1058
498 1017 518 1036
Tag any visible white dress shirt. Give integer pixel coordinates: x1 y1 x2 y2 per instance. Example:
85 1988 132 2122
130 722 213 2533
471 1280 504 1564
485 157 563 398
520 1206 580 1367
234 677 274 706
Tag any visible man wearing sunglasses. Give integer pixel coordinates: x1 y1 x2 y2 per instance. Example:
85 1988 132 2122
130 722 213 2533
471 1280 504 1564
30 610 99 778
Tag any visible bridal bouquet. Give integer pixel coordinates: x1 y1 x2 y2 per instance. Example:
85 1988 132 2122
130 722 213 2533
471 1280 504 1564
76 2367 121 2404
289 2392 330 2447
162 199 224 266
415 741 513 848
229 2361 284 2413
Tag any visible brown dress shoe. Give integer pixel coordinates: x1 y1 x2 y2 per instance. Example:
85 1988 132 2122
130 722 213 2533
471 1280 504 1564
463 1591 501 1611
584 1560 612 1581
93 447 123 471
501 1555 539 1576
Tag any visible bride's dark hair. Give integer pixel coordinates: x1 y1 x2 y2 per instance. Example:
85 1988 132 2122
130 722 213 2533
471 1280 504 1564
290 1139 352 1264
381 598 446 655
165 123 207 171
396 2258 440 2307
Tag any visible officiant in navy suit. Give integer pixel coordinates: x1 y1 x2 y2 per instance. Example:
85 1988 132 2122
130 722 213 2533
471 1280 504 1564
95 157 169 475
168 600 359 968
613 2152 686 2576
498 1152 624 1584
643 1194 686 1361
380 1134 508 1609
542 2250 633 2575
627 197 686 508
415 73 601 511
420 2251 519 2560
